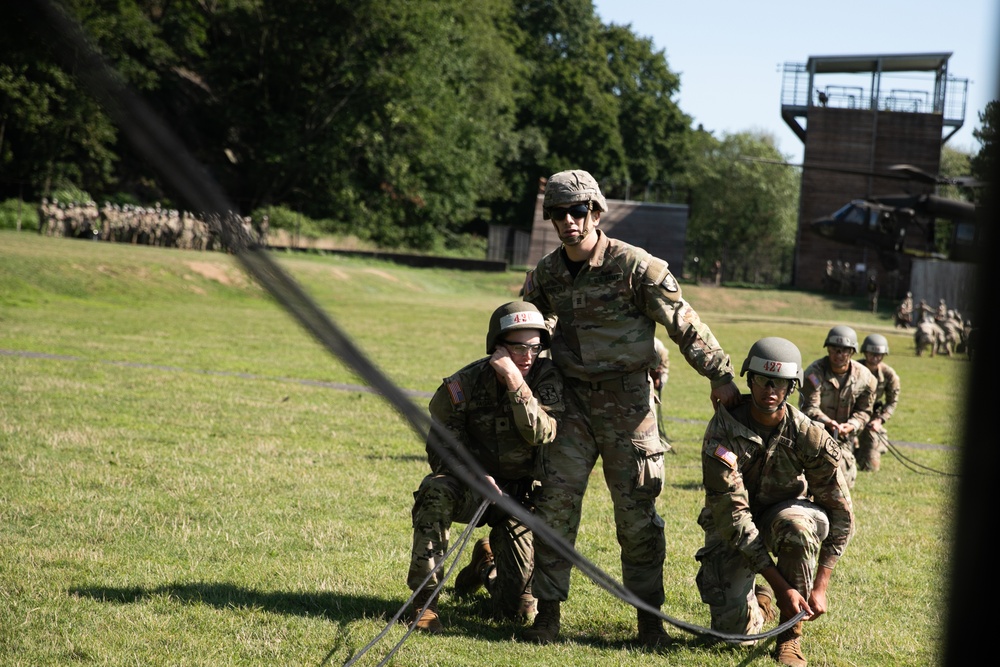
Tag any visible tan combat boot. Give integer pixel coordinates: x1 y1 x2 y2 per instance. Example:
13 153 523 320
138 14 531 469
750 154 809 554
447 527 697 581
454 537 493 597
523 599 560 644
755 582 777 624
773 619 806 667
636 608 672 648
409 588 443 634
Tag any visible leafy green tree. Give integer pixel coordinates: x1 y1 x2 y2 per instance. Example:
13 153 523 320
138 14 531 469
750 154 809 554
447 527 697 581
682 130 799 284
970 100 999 193
599 23 690 201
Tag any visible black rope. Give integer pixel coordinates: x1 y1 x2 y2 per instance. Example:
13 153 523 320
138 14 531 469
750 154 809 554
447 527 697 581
884 439 959 477
26 0 807 656
331 500 491 667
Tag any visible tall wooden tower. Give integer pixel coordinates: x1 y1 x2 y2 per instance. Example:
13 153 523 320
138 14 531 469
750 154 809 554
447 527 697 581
781 53 968 298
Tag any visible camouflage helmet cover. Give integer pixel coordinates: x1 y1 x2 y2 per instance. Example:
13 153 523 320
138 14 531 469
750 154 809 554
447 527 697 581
861 333 890 355
740 337 804 384
542 170 608 219
824 325 859 352
486 301 550 354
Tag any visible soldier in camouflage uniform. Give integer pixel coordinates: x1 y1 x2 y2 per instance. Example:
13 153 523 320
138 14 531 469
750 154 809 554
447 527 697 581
799 324 875 488
697 337 854 667
798 326 876 489
521 169 740 647
406 301 565 633
856 334 900 473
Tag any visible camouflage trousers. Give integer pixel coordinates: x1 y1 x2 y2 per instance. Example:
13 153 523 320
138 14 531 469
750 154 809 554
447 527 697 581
531 372 666 605
695 499 830 637
856 426 889 472
408 473 533 618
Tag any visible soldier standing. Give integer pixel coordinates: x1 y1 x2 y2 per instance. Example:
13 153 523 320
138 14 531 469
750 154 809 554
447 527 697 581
696 338 854 667
856 334 900 472
406 302 564 632
894 292 913 328
521 169 739 646
798 326 876 489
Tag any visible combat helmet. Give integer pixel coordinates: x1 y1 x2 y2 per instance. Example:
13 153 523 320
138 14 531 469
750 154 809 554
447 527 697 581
542 170 608 220
486 301 550 354
824 325 858 352
861 333 890 355
740 337 804 387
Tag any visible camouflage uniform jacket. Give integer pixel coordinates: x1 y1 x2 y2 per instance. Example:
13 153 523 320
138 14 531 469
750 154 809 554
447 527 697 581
869 362 900 423
798 357 876 432
700 397 854 571
426 356 564 484
522 230 734 385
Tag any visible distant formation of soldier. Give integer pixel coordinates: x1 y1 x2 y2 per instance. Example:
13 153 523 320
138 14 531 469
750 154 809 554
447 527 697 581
37 198 268 251
911 297 972 358
822 259 860 295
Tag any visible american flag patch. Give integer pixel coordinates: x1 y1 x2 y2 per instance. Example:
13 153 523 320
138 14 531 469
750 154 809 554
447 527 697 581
446 379 465 405
808 372 821 389
713 444 738 468
523 270 534 295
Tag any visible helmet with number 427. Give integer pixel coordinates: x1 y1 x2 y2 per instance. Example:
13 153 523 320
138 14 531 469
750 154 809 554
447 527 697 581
486 301 550 354
740 337 804 386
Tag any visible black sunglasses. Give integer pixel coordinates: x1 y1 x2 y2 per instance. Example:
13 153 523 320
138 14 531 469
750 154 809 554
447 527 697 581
548 203 590 220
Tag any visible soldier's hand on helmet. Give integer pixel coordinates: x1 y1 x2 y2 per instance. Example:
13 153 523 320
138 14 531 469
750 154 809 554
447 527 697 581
710 380 741 410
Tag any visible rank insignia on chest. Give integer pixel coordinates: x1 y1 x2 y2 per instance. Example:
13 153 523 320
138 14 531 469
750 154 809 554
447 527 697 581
496 417 510 432
573 292 586 308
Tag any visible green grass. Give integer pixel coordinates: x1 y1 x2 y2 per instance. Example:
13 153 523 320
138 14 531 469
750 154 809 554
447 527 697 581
0 231 964 665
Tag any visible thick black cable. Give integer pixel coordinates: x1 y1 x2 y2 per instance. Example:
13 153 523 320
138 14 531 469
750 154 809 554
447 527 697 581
884 439 959 477
26 0 806 651
331 501 490 667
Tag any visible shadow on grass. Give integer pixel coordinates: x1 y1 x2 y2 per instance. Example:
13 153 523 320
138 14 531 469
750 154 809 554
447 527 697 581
68 583 763 656
69 582 401 623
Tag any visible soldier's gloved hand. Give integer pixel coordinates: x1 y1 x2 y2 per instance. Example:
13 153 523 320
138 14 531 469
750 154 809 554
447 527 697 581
483 475 503 500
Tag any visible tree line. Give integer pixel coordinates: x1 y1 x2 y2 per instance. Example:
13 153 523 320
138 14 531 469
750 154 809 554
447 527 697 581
1 1 992 279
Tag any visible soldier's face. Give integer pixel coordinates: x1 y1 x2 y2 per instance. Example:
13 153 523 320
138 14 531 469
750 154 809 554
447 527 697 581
550 205 597 246
864 352 884 367
500 329 544 375
827 345 853 372
748 374 789 414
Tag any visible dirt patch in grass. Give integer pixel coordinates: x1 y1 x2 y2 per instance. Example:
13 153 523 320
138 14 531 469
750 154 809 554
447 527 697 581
185 261 245 287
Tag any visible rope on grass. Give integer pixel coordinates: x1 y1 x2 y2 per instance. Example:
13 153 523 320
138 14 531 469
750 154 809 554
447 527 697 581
26 0 808 655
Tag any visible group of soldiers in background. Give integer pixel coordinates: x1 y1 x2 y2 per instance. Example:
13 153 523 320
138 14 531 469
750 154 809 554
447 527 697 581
894 293 975 358
36 198 269 251
821 259 861 295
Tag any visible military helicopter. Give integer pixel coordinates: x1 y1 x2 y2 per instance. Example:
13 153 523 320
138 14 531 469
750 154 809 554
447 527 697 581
746 158 983 269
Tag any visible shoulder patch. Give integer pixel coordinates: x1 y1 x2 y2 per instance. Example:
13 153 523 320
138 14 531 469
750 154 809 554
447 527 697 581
807 372 821 389
446 379 466 405
711 443 739 469
536 383 559 405
661 272 679 292
522 270 535 297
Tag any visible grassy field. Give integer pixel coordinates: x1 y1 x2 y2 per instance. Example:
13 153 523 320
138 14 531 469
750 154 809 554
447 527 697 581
0 231 965 666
